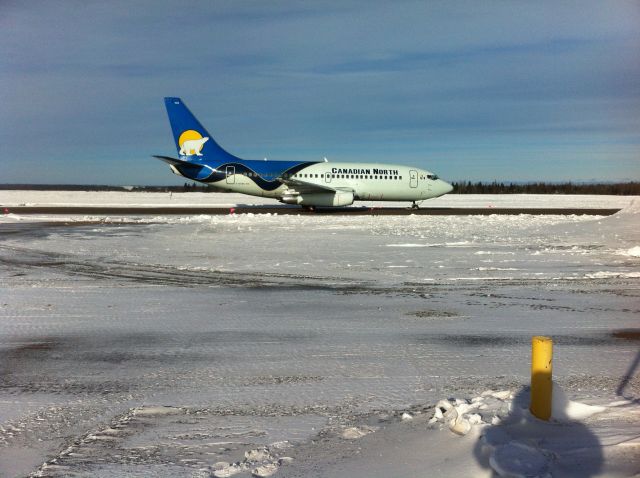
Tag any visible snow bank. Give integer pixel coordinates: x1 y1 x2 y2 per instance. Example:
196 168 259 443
618 246 640 257
427 384 639 478
551 386 606 421
1 190 636 209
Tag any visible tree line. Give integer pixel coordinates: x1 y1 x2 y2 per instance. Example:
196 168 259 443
450 181 640 195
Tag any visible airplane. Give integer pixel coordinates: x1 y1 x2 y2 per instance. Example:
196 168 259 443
154 97 453 209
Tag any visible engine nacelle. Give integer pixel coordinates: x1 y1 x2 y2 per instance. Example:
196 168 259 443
280 191 354 207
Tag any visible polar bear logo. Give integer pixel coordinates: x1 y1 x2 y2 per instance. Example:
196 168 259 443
180 136 209 156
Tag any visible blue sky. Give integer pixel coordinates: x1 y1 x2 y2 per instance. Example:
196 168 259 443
1 1 639 184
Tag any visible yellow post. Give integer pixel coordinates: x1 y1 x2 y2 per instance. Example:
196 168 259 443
530 336 553 420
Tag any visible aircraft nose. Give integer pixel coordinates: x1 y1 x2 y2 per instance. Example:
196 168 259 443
438 179 453 195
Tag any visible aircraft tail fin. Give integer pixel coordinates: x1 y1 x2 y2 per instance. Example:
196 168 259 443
163 97 242 163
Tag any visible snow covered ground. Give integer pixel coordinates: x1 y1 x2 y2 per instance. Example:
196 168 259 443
0 190 635 209
0 192 638 477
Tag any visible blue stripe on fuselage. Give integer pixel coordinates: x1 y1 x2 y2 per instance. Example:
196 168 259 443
176 160 319 191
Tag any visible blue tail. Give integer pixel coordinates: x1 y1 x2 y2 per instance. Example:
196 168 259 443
164 97 243 163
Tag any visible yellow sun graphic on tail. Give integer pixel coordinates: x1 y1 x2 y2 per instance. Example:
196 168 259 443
178 130 209 156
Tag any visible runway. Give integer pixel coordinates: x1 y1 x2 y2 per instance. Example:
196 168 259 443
2 205 621 215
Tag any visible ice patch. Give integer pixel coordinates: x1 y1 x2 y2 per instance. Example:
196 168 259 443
131 406 183 417
212 444 291 478
585 271 640 279
252 463 279 477
617 246 640 257
213 462 245 477
245 448 272 461
341 426 376 439
448 277 515 281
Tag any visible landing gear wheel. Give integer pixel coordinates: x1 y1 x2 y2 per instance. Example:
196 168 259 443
410 201 420 210
302 205 316 212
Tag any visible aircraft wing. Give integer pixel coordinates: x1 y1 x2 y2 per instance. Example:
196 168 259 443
280 177 353 195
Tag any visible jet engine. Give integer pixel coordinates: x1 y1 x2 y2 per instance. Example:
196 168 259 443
280 191 354 207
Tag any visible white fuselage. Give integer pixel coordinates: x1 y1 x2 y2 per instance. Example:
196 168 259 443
210 162 453 202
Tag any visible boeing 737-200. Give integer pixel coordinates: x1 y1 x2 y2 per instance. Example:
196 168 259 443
154 97 453 209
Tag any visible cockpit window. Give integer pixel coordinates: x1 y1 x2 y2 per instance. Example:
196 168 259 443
427 174 439 180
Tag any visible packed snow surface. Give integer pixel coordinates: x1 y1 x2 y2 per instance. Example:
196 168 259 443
0 191 635 209
0 193 638 477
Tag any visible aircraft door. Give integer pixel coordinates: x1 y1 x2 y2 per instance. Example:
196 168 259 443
409 169 418 188
226 166 235 184
325 171 332 184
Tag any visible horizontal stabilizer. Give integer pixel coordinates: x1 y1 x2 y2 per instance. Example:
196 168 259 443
152 155 203 169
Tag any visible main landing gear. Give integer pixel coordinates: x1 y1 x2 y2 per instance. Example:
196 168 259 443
302 205 317 212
